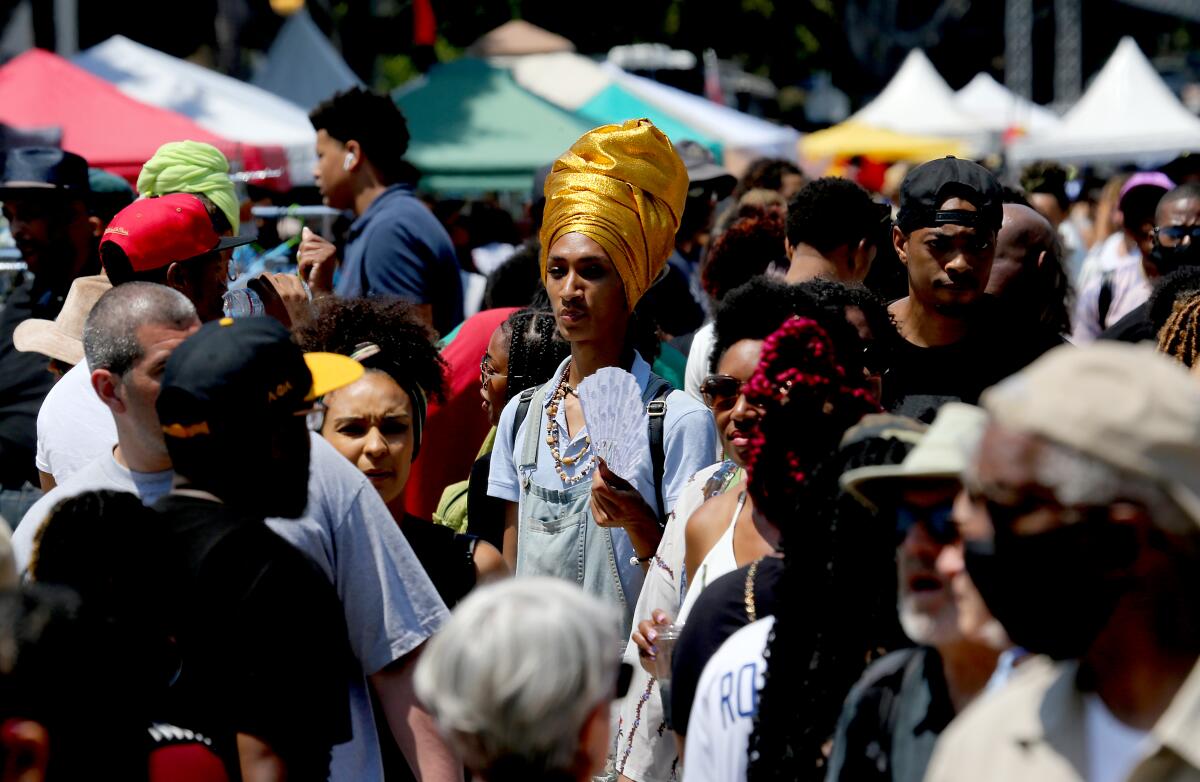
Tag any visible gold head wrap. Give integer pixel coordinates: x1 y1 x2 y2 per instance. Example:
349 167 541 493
539 119 688 310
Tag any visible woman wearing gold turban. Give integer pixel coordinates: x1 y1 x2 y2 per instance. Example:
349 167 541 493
486 120 719 638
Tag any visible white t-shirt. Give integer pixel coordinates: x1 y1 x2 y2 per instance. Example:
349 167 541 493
35 360 117 482
682 616 774 782
14 433 449 782
1084 694 1150 782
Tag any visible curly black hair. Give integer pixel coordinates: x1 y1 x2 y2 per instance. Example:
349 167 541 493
310 87 412 185
794 278 898 377
786 177 889 255
709 277 894 379
296 296 447 403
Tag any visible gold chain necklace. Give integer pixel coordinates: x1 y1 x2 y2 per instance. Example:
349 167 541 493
546 362 593 485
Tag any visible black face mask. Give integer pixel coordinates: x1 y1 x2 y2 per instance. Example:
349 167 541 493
1149 242 1200 275
964 517 1138 660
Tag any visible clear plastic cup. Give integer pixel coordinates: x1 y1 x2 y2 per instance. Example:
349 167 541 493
654 623 684 728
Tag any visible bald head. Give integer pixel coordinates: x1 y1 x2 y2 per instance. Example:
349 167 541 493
987 204 1058 299
1156 184 1200 226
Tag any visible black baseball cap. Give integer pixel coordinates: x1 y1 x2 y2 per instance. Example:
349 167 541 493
676 139 736 199
157 317 363 441
0 147 90 195
896 156 1002 235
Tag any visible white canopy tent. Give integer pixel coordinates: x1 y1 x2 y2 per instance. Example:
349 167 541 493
74 36 317 185
510 52 800 174
1009 37 1200 166
849 50 987 153
955 73 1061 135
598 62 802 171
252 9 363 112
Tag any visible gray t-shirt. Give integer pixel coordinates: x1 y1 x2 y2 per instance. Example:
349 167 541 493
15 434 448 781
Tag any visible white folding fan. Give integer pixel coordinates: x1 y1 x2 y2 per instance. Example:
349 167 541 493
576 367 649 483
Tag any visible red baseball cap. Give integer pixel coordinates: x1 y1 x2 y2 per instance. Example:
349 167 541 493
100 193 254 273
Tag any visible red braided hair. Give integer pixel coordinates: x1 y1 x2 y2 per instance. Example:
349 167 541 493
743 316 882 526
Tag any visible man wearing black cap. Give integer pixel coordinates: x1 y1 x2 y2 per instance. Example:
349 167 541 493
0 148 98 503
152 316 363 780
885 157 1060 421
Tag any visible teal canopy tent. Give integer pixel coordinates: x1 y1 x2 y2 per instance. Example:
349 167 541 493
394 58 595 193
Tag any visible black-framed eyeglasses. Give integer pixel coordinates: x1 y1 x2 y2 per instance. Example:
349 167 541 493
1154 224 1200 248
895 503 958 546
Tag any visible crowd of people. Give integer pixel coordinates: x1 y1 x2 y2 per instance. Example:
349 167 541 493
0 81 1199 782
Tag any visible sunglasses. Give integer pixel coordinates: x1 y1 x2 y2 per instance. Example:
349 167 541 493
895 503 958 546
1154 225 1200 248
700 374 750 411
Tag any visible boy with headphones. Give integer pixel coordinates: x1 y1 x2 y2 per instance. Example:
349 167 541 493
303 87 464 335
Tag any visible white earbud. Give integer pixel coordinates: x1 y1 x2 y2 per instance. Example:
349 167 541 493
343 152 356 171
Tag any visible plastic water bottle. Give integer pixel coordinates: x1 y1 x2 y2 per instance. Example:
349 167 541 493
222 287 266 318
222 279 312 319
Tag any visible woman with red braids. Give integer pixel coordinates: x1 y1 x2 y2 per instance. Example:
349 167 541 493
672 316 904 782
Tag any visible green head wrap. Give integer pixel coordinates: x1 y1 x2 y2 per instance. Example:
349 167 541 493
138 141 239 232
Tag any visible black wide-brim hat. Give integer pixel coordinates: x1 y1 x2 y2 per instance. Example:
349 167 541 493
0 147 90 197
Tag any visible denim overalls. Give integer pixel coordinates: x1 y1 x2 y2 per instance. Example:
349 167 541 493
514 382 647 638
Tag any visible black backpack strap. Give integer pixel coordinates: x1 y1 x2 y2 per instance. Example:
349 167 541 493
1098 270 1115 330
645 375 673 525
511 387 538 446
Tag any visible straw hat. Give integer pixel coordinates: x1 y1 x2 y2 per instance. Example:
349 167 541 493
14 274 111 366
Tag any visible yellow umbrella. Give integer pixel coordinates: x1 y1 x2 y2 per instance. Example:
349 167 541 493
801 121 966 162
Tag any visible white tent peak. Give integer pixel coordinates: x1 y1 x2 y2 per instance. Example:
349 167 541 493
1009 36 1200 165
74 35 317 184
851 49 980 138
468 20 574 57
955 72 1060 134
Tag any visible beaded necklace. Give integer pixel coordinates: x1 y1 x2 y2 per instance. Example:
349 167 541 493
546 362 594 485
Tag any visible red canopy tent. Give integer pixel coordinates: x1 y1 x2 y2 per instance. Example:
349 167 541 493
0 49 289 187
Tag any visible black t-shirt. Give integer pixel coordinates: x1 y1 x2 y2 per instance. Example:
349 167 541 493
153 495 353 781
466 451 507 551
0 278 57 487
401 514 478 609
883 299 1063 422
1098 300 1156 343
670 556 784 735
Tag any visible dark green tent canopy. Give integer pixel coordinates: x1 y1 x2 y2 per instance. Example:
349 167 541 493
394 58 595 193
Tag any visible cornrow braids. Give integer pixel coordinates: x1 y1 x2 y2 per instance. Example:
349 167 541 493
1158 292 1200 368
741 317 884 782
504 309 571 401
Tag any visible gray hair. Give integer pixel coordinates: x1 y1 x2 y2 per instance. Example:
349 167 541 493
414 577 621 779
82 282 196 375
